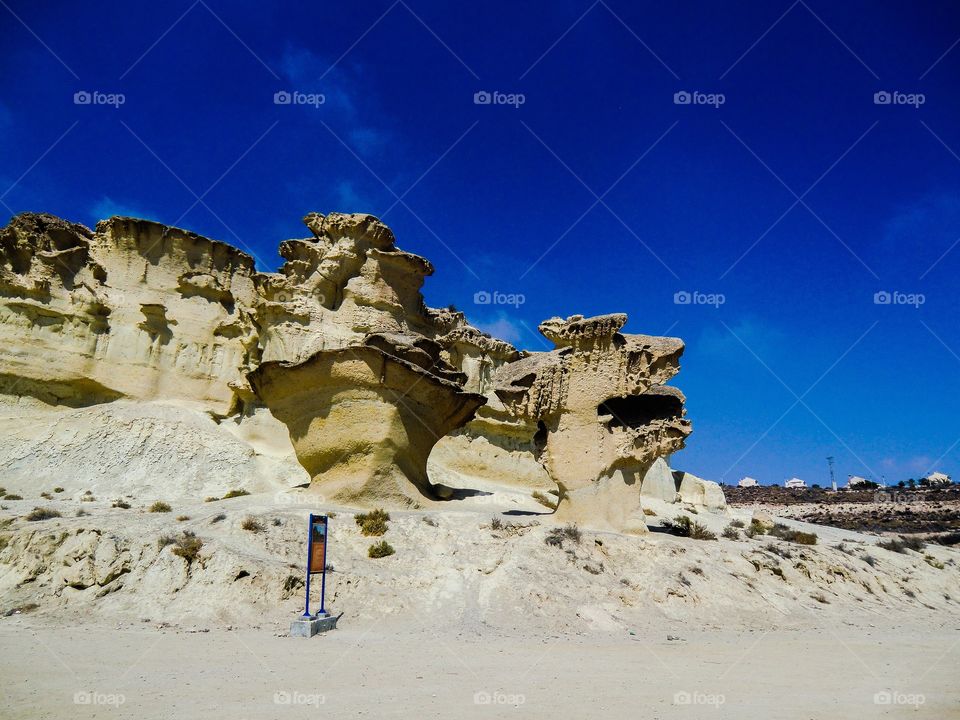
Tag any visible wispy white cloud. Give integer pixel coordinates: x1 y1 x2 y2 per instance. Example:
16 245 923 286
471 312 524 346
697 316 786 361
90 196 155 223
334 180 372 212
883 191 960 274
278 46 389 156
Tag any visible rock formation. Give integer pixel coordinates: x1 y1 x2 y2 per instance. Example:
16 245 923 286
0 210 716 528
0 214 260 414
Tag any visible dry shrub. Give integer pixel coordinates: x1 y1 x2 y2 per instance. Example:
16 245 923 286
25 507 62 522
532 491 558 511
170 532 203 564
878 536 925 553
664 515 716 540
545 524 582 547
355 509 390 536
368 540 394 558
241 516 264 533
722 525 740 540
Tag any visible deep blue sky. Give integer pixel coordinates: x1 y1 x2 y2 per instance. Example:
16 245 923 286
2 1 958 486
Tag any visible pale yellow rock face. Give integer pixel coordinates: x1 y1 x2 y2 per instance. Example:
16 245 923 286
249 346 485 507
491 314 693 530
0 210 719 527
0 214 259 414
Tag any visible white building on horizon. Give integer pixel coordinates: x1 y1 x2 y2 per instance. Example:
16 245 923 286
924 471 952 487
738 477 759 488
784 477 806 489
847 475 871 488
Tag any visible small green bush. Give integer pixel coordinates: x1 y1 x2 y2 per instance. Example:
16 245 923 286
112 500 131 509
204 496 219 503
222 489 250 499
768 524 817 545
663 515 717 540
491 517 503 531
53 487 64 493
25 507 62 522
722 525 740 540
4 494 23 501
157 535 176 549
176 515 190 522
745 519 772 538
40 492 52 499
368 540 394 558
355 509 390 536
878 536 925 553
149 501 172 513
729 519 745 528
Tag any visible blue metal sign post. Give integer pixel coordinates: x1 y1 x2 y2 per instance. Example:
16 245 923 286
303 514 329 618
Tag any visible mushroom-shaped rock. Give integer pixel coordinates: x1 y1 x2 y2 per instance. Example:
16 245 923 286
249 345 486 507
492 313 692 532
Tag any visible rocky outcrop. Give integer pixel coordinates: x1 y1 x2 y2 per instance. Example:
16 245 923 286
0 210 712 527
0 214 259 414
489 314 692 530
249 344 485 506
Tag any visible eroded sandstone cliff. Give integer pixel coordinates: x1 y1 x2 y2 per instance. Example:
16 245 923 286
0 210 713 527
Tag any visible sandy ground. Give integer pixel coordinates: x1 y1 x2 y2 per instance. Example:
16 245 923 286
3 475 959 719
2 616 957 719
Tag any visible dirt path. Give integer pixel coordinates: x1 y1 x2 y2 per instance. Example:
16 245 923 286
2 617 957 719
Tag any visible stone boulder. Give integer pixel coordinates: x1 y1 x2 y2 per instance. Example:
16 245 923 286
674 470 727 510
640 458 680 503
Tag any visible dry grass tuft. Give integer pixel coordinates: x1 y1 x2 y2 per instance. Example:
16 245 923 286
368 540 394 558
355 509 390 536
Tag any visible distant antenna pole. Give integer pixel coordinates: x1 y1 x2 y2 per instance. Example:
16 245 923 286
826 456 836 490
